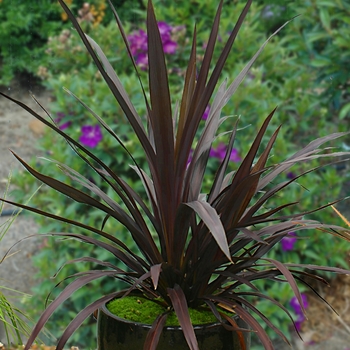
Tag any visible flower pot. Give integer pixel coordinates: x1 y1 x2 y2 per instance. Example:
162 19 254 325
97 303 251 350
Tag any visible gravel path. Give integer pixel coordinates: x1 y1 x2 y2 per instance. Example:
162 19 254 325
0 77 50 296
0 77 51 343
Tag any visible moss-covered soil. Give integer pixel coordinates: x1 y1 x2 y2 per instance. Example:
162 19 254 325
107 296 230 327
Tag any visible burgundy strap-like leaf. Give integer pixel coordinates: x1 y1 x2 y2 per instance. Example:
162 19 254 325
211 296 274 350
258 132 349 190
143 313 168 350
51 232 147 274
56 292 121 350
264 258 307 316
176 26 197 159
208 121 239 204
185 80 228 202
0 197 146 270
167 285 199 350
185 200 231 262
146 0 178 264
221 314 247 350
24 271 119 350
226 292 292 345
57 0 156 167
106 0 152 116
150 264 163 290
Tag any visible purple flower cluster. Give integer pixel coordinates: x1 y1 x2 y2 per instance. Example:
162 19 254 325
128 21 179 70
290 294 308 331
54 113 103 149
210 143 241 163
79 125 103 148
186 144 241 167
281 231 297 251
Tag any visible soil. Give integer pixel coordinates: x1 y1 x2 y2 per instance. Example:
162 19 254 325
1 77 350 349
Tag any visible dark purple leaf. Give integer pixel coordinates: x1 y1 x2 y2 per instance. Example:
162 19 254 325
57 293 121 350
24 271 119 350
167 285 199 350
185 200 231 262
150 264 163 290
57 0 156 167
143 313 168 350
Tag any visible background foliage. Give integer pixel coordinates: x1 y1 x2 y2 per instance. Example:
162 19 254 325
0 0 63 85
2 0 349 348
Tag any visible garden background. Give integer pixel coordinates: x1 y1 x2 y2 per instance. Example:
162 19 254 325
0 0 350 349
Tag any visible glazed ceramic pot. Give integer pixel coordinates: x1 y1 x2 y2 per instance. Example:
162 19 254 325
97 303 251 350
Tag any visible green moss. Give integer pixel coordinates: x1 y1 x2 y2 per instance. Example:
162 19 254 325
107 296 229 327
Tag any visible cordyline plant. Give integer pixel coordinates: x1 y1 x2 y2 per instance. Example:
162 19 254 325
1 0 350 349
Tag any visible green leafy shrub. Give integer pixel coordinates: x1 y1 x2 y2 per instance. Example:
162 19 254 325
297 1 350 121
0 0 65 85
259 0 350 132
0 0 141 85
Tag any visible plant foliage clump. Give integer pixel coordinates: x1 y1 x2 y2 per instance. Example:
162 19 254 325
1 1 350 350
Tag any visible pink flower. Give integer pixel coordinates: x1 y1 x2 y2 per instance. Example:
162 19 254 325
79 125 103 148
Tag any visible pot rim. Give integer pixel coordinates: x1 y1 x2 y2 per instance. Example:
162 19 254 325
99 302 237 331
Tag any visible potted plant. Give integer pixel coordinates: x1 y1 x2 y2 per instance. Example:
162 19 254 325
1 0 350 349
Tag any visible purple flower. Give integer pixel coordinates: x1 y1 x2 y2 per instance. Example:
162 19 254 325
79 125 103 148
55 112 71 130
135 52 148 70
162 39 177 54
209 143 241 162
286 171 296 180
209 144 226 159
128 29 148 57
128 21 178 69
158 21 172 40
281 231 297 251
229 148 241 162
290 294 308 331
294 318 304 332
202 105 210 120
290 293 308 315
